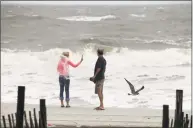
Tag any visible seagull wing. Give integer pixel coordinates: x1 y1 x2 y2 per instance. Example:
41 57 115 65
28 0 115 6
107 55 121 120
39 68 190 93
136 86 145 93
124 78 136 94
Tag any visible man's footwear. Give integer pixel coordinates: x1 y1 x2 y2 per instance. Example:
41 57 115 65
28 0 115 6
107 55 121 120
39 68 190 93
97 107 105 110
95 106 105 110
94 106 105 110
94 107 100 110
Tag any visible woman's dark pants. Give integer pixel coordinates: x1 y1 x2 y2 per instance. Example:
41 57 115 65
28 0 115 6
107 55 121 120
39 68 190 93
59 76 70 102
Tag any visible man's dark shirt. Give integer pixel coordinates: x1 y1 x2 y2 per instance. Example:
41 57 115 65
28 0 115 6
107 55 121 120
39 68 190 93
94 56 106 81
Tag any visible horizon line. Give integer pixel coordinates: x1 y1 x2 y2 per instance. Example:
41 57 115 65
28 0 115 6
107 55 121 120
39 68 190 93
1 1 191 6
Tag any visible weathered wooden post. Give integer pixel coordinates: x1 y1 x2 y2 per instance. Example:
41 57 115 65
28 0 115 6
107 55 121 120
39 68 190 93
15 113 17 121
16 86 25 128
190 115 192 128
174 90 183 128
29 111 35 128
8 114 13 128
183 117 186 128
39 111 43 128
33 108 38 128
180 112 184 127
24 111 29 128
2 116 7 128
11 114 15 128
162 105 169 128
40 99 47 128
185 114 189 128
170 119 173 128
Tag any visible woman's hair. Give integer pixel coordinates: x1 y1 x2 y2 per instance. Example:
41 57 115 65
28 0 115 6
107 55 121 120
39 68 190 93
97 49 104 55
62 52 69 57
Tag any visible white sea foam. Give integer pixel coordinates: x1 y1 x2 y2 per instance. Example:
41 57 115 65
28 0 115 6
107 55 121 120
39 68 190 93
57 15 116 21
1 41 11 44
130 14 146 18
1 47 191 109
157 7 165 10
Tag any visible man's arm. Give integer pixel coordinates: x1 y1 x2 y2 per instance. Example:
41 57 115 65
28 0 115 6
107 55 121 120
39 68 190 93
94 58 103 78
94 68 101 78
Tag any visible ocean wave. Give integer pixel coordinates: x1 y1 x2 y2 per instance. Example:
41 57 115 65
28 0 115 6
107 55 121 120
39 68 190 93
1 46 191 68
138 75 186 82
137 74 149 77
130 14 146 18
144 39 180 46
1 41 11 44
1 47 191 109
1 48 31 53
142 39 191 48
80 37 115 46
56 15 117 21
126 39 191 48
164 75 185 81
2 14 45 20
79 37 191 49
133 74 187 85
175 62 191 67
157 7 164 10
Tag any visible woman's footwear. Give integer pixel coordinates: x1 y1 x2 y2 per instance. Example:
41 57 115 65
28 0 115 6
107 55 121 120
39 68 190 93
66 105 71 108
61 105 65 107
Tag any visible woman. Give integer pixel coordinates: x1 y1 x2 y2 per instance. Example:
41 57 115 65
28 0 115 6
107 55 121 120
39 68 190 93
57 51 83 108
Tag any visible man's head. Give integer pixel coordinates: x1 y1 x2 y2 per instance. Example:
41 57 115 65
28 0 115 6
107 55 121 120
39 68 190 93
97 49 104 56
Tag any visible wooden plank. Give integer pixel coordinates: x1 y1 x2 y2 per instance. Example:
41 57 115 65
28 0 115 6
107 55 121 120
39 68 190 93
39 111 43 128
8 114 13 128
190 115 192 128
185 114 189 128
14 113 17 128
29 111 34 128
174 90 183 128
16 86 25 128
162 105 169 128
170 119 173 128
180 112 184 128
33 108 38 128
2 116 7 128
24 111 29 128
11 114 15 128
40 99 47 128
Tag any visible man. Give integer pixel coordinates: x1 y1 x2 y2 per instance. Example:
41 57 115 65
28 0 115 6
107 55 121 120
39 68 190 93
90 49 106 110
57 52 83 108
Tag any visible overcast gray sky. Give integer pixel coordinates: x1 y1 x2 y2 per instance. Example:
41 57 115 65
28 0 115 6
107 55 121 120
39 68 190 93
1 1 191 5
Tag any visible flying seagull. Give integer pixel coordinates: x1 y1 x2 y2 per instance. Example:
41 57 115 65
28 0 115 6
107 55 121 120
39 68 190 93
124 78 144 95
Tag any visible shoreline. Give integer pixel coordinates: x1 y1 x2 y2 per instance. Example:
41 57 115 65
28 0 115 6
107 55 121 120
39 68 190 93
1 102 191 128
1 101 191 110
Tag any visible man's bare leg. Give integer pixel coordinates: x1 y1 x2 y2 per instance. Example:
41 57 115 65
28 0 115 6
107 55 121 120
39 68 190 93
97 86 104 109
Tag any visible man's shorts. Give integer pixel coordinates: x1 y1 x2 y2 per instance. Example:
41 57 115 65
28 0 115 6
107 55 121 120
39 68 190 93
95 79 105 94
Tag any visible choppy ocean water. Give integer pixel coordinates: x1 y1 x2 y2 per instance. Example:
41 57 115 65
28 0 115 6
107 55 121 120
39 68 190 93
1 3 191 109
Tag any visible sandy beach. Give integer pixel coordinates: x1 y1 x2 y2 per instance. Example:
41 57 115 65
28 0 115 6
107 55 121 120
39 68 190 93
1 102 191 128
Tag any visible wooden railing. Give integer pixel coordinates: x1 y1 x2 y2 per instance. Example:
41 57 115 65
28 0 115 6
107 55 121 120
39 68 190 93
162 90 192 128
1 86 47 128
